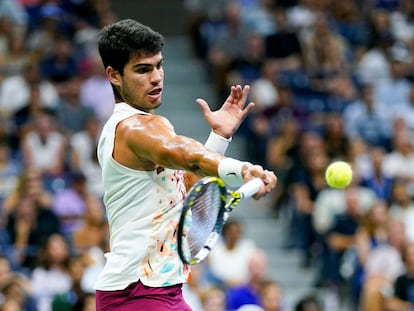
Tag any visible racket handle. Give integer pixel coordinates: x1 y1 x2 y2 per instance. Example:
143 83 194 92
238 178 263 199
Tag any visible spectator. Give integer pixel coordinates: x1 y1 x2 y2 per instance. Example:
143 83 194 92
40 35 79 85
0 62 58 117
69 116 103 198
225 32 265 89
294 294 324 311
329 1 367 49
388 178 414 242
265 118 301 215
301 12 350 84
206 2 249 102
322 112 350 160
285 0 318 31
0 30 32 79
55 77 95 135
342 84 392 149
237 0 276 36
249 58 279 111
392 81 414 143
225 248 270 310
30 233 72 311
77 293 96 311
355 9 393 85
373 42 412 110
201 285 227 311
79 54 114 126
72 196 108 256
263 84 310 134
384 242 414 310
0 15 16 57
208 219 256 287
258 279 283 311
20 110 67 192
12 82 53 145
351 199 391 306
2 167 53 219
359 146 394 201
359 219 406 311
1 274 37 311
313 182 376 243
383 130 414 195
6 194 60 271
264 6 303 73
51 171 89 242
51 255 87 311
0 139 22 209
26 3 67 58
316 187 363 291
72 17 99 58
289 146 329 267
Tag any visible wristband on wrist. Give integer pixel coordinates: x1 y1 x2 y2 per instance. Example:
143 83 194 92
218 158 247 187
204 130 232 155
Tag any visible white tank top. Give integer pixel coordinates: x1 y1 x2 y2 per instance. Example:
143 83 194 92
94 102 189 290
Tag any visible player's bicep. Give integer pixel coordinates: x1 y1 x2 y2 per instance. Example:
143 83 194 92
127 115 205 170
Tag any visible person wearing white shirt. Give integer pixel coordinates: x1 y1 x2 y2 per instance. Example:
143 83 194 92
0 63 58 117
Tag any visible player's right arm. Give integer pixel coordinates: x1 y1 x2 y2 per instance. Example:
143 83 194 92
112 113 276 198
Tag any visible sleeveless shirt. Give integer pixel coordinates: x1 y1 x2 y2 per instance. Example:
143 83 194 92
94 102 190 290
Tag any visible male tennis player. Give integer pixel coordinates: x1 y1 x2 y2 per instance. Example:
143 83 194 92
94 19 277 310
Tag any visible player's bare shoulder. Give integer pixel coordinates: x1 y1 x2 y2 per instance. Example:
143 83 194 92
113 113 177 170
118 113 174 141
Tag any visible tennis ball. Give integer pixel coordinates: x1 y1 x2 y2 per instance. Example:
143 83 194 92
325 161 353 189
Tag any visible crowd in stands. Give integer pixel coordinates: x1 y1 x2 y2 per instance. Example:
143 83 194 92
0 0 115 310
3 0 414 311
184 0 414 310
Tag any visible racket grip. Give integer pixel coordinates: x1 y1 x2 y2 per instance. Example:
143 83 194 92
238 178 263 199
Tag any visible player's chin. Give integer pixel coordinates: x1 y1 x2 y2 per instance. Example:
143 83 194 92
147 97 162 109
151 100 162 109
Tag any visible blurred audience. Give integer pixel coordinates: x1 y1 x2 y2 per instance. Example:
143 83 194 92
2 0 414 310
207 219 256 287
359 219 406 311
384 241 414 310
225 248 281 311
30 233 72 311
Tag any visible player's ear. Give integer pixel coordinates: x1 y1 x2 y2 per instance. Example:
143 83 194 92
106 66 121 87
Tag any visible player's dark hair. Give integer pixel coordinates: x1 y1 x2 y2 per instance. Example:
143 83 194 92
98 19 164 75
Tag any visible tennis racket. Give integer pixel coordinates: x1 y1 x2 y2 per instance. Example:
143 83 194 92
177 176 263 265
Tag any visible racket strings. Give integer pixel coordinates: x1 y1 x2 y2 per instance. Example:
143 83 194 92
186 183 224 258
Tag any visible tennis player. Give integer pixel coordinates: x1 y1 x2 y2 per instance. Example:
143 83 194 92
94 19 277 311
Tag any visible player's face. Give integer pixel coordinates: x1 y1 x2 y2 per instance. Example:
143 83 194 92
117 51 164 112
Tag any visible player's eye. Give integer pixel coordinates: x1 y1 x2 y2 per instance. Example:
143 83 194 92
137 67 150 74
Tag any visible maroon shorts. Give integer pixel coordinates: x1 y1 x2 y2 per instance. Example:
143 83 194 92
96 281 192 311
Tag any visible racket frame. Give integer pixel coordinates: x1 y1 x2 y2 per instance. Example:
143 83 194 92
177 177 227 265
177 177 263 265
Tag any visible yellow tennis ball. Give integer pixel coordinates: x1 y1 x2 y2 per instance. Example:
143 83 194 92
325 161 353 189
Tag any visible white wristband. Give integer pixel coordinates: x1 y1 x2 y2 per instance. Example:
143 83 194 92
204 131 232 155
218 158 246 188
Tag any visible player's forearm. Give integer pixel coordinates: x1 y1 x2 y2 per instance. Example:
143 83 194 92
157 136 251 186
184 131 232 189
149 134 223 175
176 145 225 177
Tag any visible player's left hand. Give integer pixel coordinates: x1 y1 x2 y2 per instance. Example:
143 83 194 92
196 85 255 138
